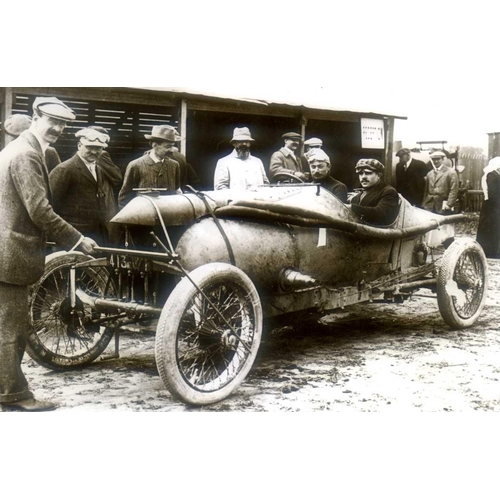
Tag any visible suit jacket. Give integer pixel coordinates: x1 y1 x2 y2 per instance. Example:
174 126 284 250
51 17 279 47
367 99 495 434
269 147 307 181
45 146 61 172
322 176 348 203
422 166 459 213
350 181 400 226
395 158 431 207
119 153 180 208
50 153 122 245
0 131 81 285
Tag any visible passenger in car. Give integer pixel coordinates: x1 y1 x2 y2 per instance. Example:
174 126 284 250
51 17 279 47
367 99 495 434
306 149 347 202
350 159 400 225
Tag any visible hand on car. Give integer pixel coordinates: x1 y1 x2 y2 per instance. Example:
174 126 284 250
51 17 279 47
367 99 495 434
79 237 98 255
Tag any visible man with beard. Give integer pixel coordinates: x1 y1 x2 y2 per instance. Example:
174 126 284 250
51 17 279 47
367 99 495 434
119 125 181 208
214 127 269 190
50 127 122 246
0 97 97 411
350 159 400 225
307 149 347 202
269 132 311 182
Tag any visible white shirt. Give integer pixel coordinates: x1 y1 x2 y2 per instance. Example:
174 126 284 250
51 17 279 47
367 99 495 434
149 149 163 163
77 153 97 180
405 157 413 170
214 150 269 191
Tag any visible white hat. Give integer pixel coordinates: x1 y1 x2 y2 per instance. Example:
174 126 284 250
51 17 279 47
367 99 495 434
429 150 446 159
231 127 255 143
33 96 76 121
307 149 330 164
4 114 32 137
75 128 110 148
304 137 323 147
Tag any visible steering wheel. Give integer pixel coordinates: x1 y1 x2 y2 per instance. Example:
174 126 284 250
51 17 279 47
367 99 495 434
272 172 306 184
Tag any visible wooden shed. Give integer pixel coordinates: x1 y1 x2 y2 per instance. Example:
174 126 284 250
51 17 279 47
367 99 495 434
1 87 406 189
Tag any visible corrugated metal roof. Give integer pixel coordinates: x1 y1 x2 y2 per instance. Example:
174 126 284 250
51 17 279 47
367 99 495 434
126 86 407 120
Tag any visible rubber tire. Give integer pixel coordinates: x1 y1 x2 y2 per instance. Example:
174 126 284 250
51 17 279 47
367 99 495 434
27 252 115 370
155 263 262 405
437 237 488 329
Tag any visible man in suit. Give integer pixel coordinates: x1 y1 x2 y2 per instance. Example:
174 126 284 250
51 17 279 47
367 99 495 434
422 150 459 214
395 148 431 207
269 132 311 182
306 148 347 202
119 125 181 208
50 127 123 246
0 97 97 412
350 159 400 225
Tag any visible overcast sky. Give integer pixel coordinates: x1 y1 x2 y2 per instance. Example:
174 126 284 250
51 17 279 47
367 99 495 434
5 1 498 151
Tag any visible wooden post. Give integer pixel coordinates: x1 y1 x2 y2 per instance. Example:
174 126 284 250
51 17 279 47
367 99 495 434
179 99 187 156
384 117 395 186
1 87 13 149
487 132 500 160
300 114 307 157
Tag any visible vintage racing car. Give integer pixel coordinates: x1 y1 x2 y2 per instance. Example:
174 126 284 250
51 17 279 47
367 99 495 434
27 183 489 405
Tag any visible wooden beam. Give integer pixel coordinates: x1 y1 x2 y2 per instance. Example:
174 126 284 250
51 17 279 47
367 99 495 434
1 88 13 148
384 117 395 186
179 99 187 156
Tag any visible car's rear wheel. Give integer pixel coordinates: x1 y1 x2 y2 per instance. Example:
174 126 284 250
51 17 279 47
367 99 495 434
437 238 488 329
155 263 262 405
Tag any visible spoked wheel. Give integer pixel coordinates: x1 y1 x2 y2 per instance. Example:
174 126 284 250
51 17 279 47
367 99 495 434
437 238 488 329
27 252 117 370
155 263 262 405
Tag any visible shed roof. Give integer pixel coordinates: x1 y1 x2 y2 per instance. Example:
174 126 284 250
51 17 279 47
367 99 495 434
126 86 407 120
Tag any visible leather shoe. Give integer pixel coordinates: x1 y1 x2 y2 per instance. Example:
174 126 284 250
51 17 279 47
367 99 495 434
1 398 57 412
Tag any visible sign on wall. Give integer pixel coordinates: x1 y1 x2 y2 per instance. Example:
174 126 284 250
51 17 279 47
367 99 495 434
361 118 385 149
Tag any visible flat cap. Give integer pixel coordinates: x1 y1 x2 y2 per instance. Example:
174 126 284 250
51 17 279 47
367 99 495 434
355 158 385 174
396 148 411 157
429 150 446 158
4 114 32 137
75 127 110 148
33 96 76 121
304 137 323 147
282 132 302 140
306 148 330 164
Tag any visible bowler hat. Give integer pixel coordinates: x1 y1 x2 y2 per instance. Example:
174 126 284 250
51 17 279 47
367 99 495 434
355 159 385 174
282 132 302 140
4 114 32 137
230 127 255 143
145 125 181 142
304 137 323 147
396 148 411 157
33 96 76 121
75 128 110 148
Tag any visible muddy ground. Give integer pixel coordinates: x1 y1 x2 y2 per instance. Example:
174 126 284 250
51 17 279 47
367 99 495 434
22 229 500 412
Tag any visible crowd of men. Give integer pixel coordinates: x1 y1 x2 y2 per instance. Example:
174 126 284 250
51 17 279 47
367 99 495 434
0 96 460 411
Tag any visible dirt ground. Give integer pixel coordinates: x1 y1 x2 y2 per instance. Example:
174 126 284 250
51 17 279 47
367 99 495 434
21 231 500 412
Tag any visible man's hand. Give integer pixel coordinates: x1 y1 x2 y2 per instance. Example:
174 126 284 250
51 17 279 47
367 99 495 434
297 172 311 181
79 237 98 255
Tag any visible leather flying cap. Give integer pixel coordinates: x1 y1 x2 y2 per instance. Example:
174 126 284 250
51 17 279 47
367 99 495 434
395 148 411 157
75 128 110 148
145 125 181 142
429 150 446 158
231 126 255 143
33 96 76 121
282 132 302 140
4 114 32 137
306 148 330 164
355 158 385 174
304 137 323 147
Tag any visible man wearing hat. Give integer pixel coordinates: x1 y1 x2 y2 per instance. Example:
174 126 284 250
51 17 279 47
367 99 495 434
3 113 62 172
119 125 181 208
303 137 323 159
163 127 200 188
0 96 97 411
50 127 123 246
421 150 459 214
395 148 431 207
307 149 347 202
269 132 311 182
214 127 269 190
350 159 400 225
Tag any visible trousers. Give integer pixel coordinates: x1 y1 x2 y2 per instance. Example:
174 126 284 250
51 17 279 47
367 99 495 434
0 281 33 403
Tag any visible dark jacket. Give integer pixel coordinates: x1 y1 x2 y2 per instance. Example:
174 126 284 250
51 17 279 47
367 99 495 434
321 176 348 203
476 170 500 257
166 150 200 188
395 158 431 207
50 153 122 245
0 131 81 285
45 146 61 172
119 153 180 208
350 181 400 226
